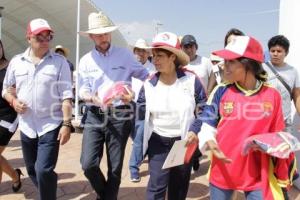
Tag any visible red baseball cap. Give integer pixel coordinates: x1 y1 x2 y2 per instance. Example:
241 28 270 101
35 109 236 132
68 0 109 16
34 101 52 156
26 18 53 36
213 36 263 63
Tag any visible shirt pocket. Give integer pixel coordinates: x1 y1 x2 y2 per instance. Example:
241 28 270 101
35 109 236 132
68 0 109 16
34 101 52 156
41 70 58 81
15 70 29 86
38 69 59 98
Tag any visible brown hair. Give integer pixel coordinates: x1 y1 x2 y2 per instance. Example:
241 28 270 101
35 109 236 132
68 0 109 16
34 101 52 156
237 57 268 82
224 28 245 47
152 48 180 68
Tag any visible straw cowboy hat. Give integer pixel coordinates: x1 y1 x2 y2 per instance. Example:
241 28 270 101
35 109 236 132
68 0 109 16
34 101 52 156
54 45 70 57
79 12 118 36
131 38 152 53
151 32 190 66
134 39 151 50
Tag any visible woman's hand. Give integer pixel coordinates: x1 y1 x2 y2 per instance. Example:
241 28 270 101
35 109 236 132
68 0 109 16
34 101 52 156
207 140 232 163
185 131 199 146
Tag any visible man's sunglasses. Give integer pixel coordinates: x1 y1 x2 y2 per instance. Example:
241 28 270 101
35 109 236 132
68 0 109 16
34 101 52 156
33 34 54 43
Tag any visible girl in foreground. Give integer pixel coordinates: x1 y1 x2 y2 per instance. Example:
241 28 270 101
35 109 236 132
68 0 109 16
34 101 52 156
190 36 297 200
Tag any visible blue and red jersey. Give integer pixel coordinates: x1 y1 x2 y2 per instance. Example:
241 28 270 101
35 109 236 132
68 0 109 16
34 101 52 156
199 82 297 199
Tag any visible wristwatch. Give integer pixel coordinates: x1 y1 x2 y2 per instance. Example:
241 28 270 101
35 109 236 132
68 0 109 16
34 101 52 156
62 120 73 130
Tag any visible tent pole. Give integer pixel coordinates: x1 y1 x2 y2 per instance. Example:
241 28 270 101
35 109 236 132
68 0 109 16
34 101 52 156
74 0 81 122
0 7 4 39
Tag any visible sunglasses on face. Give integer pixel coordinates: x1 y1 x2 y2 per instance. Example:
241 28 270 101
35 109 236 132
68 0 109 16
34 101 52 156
33 34 54 43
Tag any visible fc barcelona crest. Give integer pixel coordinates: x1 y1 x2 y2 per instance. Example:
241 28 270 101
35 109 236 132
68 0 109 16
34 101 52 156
223 102 234 114
262 102 273 117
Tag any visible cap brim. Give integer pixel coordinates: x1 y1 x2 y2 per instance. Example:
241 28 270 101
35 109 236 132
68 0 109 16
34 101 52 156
32 27 53 35
212 49 242 60
79 26 118 36
151 46 189 66
134 45 151 49
132 46 151 54
210 54 223 62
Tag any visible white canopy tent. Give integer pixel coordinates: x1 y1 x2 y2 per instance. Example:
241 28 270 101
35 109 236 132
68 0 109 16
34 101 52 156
0 0 127 63
279 0 300 189
0 0 128 121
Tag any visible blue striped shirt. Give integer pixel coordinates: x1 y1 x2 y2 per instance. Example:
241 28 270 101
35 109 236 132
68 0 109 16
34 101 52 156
78 45 149 103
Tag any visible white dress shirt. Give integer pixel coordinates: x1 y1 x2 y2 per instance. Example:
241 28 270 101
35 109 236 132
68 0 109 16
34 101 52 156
2 48 73 138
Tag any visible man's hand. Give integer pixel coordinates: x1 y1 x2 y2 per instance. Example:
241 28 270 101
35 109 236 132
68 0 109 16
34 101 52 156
120 94 133 104
57 126 71 145
13 99 27 114
120 85 135 104
185 131 199 146
92 95 103 107
7 86 16 96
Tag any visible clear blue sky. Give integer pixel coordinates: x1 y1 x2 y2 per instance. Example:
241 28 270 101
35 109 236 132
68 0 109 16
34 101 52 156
94 0 280 56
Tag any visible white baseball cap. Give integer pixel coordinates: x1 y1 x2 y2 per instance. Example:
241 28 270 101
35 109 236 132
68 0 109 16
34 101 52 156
27 18 53 36
213 36 263 62
151 32 189 66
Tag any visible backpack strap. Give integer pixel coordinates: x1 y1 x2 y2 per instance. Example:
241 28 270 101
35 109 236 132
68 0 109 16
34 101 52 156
265 61 292 99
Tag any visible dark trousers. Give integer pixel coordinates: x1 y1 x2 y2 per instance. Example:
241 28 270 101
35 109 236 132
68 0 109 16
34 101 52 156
81 106 134 200
21 127 60 200
147 132 192 200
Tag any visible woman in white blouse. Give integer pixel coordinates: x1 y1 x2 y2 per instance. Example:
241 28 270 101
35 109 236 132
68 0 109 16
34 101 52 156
137 32 207 200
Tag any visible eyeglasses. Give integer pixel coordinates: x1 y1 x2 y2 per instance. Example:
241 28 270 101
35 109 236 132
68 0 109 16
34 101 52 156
33 34 54 43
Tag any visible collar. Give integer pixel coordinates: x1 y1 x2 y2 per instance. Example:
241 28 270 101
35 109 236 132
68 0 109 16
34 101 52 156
234 80 263 96
143 60 151 66
269 60 287 68
93 45 113 57
21 48 52 62
149 68 186 86
190 54 198 62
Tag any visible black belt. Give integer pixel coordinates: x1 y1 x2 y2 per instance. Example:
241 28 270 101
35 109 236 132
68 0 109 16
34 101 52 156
151 132 181 146
88 104 133 114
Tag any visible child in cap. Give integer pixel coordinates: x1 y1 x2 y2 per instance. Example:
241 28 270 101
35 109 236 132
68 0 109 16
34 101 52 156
190 36 297 199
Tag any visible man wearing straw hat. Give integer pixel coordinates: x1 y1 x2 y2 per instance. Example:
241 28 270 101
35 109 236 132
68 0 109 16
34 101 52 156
78 12 149 200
